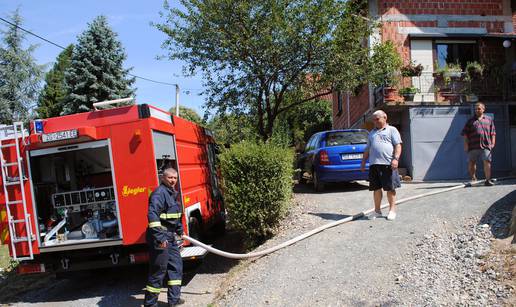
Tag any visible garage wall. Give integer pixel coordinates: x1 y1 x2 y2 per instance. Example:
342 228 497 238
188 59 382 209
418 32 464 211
409 106 471 180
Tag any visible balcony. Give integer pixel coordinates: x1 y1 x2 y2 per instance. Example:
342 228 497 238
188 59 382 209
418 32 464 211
374 70 516 107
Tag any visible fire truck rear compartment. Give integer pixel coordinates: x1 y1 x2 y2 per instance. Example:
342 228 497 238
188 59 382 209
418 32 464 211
29 141 121 248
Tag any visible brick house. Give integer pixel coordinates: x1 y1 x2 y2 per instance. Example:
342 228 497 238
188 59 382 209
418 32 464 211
332 0 516 180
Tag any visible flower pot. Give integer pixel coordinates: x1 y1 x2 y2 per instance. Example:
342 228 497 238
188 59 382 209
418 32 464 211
465 94 478 103
383 87 398 102
402 93 415 102
444 71 462 79
441 93 460 104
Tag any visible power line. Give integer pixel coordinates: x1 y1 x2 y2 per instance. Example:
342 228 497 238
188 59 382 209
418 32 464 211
0 16 179 87
0 17 66 49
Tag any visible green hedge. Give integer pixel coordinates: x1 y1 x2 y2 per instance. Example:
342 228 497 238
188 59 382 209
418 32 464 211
219 141 294 247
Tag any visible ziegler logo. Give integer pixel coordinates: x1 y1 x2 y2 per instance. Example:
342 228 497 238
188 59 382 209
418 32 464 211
122 185 147 197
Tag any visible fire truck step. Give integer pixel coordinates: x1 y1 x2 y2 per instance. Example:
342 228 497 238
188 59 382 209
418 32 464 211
5 181 21 186
181 246 208 259
13 237 30 243
12 219 28 224
0 143 16 148
3 162 19 167
7 200 23 205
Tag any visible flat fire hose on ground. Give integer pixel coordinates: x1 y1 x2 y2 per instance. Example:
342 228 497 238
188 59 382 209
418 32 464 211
183 177 512 260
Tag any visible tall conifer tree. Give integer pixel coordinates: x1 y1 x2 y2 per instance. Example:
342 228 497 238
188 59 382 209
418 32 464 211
0 9 43 123
62 15 135 114
36 44 73 118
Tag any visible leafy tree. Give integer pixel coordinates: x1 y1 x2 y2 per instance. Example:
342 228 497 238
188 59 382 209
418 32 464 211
0 9 43 124
279 98 332 150
206 113 258 146
62 15 135 115
156 0 386 141
169 105 202 124
36 44 73 118
369 41 403 87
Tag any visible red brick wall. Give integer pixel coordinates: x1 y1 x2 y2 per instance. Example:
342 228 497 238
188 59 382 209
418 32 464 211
379 0 505 16
479 39 506 67
332 88 370 129
378 0 508 65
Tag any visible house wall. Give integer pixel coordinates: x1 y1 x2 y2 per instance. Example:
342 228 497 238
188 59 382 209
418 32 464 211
332 0 514 130
379 1 505 16
379 0 510 64
332 88 370 129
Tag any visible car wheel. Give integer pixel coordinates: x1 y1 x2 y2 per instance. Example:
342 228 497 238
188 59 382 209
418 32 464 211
212 219 226 236
298 173 307 184
313 170 325 192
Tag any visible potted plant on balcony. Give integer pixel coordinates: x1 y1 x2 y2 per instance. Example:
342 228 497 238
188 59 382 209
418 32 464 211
463 61 484 102
434 62 463 82
401 61 424 77
399 86 419 102
443 63 463 79
370 41 403 102
465 61 483 80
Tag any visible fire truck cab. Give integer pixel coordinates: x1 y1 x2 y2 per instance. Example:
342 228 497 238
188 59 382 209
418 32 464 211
0 102 224 274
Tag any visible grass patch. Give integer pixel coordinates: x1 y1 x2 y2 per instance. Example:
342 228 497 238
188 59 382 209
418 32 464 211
0 244 54 303
0 244 10 271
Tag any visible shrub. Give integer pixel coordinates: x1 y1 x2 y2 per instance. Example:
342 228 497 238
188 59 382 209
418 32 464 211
369 41 403 87
401 61 424 77
398 86 419 95
219 141 294 248
465 61 483 81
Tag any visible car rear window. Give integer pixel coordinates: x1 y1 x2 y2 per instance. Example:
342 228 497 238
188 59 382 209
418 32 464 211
325 131 368 147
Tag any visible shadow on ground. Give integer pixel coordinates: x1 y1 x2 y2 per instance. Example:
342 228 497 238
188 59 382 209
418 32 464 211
479 189 516 239
294 181 369 194
0 231 245 306
307 212 351 221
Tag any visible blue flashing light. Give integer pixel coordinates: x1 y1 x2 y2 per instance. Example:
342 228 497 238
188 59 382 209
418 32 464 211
34 120 44 134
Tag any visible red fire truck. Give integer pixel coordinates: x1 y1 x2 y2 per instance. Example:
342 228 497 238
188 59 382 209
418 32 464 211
0 102 225 274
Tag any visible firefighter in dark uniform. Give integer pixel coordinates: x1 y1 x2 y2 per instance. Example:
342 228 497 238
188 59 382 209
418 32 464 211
144 167 184 307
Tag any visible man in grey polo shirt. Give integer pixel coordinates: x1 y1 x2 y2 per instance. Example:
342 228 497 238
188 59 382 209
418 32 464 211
360 110 402 221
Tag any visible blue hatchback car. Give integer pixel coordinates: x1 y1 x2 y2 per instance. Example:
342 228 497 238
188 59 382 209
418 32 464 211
298 129 370 192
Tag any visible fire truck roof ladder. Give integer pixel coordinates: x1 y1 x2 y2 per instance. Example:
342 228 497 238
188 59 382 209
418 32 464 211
0 122 34 261
93 97 136 110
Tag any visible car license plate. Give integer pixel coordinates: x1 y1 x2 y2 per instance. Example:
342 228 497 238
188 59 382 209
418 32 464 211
341 153 362 160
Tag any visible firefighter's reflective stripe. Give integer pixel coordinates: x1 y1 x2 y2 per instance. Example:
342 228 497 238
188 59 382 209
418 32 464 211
167 279 181 286
146 285 162 293
148 221 162 228
159 213 181 219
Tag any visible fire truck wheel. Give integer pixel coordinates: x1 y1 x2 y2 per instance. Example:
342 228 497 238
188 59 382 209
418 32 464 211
213 219 226 236
188 216 202 240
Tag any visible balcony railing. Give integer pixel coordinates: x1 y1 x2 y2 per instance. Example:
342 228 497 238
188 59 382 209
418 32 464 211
374 70 516 107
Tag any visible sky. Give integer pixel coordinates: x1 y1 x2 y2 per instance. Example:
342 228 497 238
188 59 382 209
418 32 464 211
0 0 207 115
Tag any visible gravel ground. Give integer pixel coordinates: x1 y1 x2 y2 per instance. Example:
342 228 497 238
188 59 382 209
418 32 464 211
215 180 516 306
391 218 514 306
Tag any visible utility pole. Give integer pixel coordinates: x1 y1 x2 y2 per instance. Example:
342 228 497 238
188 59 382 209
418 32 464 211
175 84 180 116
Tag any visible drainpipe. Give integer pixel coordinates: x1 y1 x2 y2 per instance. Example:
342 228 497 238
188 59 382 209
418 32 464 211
346 92 351 128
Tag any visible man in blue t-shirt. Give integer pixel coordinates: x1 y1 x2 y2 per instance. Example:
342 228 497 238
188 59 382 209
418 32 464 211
360 110 402 221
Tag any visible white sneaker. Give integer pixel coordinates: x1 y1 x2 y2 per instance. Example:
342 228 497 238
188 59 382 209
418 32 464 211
369 211 382 220
387 211 397 221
